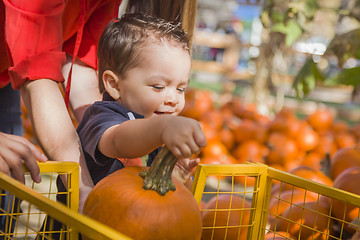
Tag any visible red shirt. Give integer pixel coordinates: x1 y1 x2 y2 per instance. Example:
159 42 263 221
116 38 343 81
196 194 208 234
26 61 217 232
0 0 121 89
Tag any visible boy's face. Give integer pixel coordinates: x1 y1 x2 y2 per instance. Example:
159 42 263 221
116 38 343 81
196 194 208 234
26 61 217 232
116 42 191 118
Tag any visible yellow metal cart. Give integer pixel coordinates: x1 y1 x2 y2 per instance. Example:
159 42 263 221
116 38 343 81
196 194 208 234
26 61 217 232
192 163 360 240
2 161 360 239
0 161 130 240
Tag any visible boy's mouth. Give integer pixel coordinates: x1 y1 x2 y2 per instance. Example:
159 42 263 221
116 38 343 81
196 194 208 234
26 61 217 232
155 111 173 115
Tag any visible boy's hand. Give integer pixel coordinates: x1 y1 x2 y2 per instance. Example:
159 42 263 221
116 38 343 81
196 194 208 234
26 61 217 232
161 116 207 159
172 157 200 184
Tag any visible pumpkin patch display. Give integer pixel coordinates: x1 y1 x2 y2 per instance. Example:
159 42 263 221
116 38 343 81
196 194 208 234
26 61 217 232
83 147 202 240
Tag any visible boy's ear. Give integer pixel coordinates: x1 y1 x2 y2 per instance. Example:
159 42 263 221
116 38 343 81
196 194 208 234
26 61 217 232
103 70 121 100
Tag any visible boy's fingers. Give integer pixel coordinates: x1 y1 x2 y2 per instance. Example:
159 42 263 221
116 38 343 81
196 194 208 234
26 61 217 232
179 145 193 159
188 139 202 155
194 128 207 148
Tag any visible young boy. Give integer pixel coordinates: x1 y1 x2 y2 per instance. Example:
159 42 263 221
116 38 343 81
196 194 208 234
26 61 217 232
76 13 207 187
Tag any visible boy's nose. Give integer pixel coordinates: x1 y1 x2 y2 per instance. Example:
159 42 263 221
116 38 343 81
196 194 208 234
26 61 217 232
165 90 179 105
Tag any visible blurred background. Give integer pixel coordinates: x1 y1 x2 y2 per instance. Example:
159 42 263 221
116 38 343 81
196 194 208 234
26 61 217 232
178 0 360 174
190 0 360 118
21 0 360 173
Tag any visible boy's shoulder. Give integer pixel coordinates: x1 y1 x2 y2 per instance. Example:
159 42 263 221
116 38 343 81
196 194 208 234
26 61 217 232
77 100 144 134
81 100 144 123
89 100 132 115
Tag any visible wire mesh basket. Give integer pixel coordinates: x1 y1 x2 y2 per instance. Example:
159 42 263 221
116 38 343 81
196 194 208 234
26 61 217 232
4 161 360 239
0 161 130 240
191 163 360 240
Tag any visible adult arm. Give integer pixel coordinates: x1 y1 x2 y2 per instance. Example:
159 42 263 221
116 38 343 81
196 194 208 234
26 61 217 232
62 57 102 122
4 0 97 212
0 132 47 183
20 79 94 212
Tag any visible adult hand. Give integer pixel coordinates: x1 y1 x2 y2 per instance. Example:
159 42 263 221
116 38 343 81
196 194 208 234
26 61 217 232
0 132 47 184
173 157 199 184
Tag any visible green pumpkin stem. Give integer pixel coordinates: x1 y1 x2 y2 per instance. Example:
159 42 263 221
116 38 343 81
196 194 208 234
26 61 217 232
139 146 177 195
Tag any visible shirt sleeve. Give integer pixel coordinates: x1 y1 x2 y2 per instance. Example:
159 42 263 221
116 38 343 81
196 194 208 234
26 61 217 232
77 101 143 165
3 0 66 89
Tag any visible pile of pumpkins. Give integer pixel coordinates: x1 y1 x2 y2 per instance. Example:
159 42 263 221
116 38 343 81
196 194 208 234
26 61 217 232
181 88 360 240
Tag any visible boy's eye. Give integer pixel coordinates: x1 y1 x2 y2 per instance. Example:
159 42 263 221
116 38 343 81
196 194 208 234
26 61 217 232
152 85 164 90
177 88 186 93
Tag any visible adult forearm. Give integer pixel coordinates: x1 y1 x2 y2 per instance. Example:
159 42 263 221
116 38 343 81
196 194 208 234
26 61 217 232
20 79 93 211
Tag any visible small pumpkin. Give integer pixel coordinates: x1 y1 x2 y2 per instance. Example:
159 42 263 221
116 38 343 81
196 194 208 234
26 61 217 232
307 108 334 133
83 147 202 240
275 201 333 239
201 194 251 240
330 147 360 180
267 189 317 230
331 166 360 234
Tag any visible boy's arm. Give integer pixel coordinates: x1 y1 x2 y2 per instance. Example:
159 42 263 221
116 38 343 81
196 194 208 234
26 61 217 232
98 115 206 160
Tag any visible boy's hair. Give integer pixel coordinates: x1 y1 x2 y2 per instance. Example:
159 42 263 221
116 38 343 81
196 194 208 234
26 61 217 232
97 13 191 93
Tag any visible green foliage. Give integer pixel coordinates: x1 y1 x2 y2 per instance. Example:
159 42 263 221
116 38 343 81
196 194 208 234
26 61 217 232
293 58 325 98
259 0 360 98
261 0 320 46
271 19 302 46
303 0 319 18
325 67 360 87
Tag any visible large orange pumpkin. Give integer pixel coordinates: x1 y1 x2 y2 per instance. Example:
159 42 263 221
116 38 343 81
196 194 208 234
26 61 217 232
201 194 251 240
83 148 202 240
